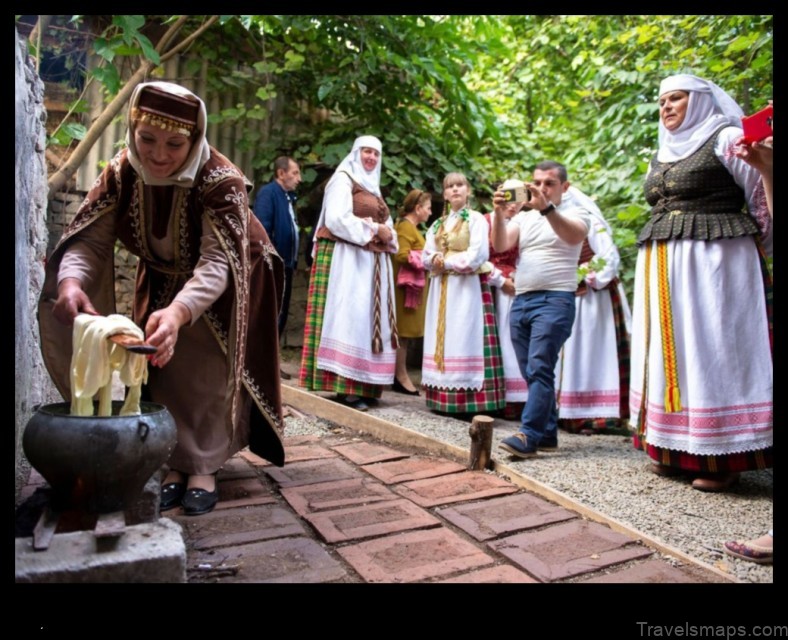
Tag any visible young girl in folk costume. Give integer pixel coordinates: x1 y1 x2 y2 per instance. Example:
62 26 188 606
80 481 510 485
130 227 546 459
421 172 505 415
392 188 432 395
485 179 529 420
299 135 399 412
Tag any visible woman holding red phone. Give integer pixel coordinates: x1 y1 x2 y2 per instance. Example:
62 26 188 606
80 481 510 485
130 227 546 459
629 74 773 492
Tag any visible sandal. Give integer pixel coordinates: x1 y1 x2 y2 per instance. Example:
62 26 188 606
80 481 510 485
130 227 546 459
724 538 773 564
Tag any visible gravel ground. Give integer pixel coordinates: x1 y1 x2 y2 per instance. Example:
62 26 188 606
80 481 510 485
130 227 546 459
283 398 773 584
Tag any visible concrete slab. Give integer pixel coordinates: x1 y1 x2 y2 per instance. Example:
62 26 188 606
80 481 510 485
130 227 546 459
393 470 519 507
218 455 258 480
579 558 721 583
437 493 578 541
361 455 466 484
237 448 273 467
263 458 362 488
216 477 278 509
15 518 186 583
280 477 398 516
488 519 654 582
172 504 306 550
337 528 495 583
438 565 539 583
283 443 338 463
188 536 348 583
304 499 441 543
331 441 410 465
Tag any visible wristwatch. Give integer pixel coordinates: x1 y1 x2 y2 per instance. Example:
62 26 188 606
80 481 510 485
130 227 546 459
540 202 556 216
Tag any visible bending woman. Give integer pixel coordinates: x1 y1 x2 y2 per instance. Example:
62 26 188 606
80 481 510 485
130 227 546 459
40 81 285 516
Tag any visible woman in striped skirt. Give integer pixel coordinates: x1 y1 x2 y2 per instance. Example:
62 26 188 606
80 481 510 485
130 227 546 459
421 172 505 415
299 135 398 412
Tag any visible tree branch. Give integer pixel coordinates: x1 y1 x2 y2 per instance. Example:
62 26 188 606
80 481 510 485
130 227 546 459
160 16 219 62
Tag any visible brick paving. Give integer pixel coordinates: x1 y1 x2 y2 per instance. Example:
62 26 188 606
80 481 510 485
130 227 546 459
16 416 734 586
173 434 730 584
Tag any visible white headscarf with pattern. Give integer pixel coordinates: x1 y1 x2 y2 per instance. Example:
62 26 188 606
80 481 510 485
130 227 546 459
126 81 211 188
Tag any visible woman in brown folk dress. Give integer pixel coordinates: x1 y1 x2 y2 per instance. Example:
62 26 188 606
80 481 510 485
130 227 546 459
40 81 285 516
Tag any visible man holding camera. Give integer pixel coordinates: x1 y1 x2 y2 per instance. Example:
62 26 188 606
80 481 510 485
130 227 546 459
490 160 590 458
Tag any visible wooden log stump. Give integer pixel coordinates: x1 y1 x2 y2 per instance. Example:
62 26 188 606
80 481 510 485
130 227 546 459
468 415 494 470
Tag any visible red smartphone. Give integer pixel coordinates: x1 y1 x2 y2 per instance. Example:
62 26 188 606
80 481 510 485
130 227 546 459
741 104 773 144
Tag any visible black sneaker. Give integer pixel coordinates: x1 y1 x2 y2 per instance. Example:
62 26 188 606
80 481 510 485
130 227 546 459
539 436 558 451
498 432 538 458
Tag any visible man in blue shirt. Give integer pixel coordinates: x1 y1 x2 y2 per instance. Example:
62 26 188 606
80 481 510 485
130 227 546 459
253 157 302 375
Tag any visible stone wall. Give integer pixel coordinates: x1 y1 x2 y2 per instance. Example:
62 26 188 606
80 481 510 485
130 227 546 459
46 193 137 318
15 29 60 502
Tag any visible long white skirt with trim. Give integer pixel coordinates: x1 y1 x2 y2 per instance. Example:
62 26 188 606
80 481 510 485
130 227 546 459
629 237 772 456
495 287 528 402
422 273 485 390
556 287 623 419
317 243 397 385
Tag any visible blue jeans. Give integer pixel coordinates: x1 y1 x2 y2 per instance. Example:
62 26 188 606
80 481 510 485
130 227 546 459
509 291 576 444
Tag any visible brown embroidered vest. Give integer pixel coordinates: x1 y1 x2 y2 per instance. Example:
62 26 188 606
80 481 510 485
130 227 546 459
316 172 390 247
638 125 759 244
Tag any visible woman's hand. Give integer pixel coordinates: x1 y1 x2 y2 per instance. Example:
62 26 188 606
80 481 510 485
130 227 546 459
144 301 192 367
375 224 393 244
432 253 446 275
52 278 99 325
502 278 516 296
735 135 773 175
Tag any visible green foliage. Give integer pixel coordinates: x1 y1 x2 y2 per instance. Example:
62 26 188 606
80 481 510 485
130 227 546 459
40 14 772 291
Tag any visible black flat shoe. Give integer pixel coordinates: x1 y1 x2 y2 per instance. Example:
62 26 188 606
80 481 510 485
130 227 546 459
335 394 369 411
392 378 420 396
181 487 219 516
160 482 186 511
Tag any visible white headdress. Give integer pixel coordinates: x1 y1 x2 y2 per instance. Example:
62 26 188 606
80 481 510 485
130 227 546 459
657 74 743 163
331 135 383 196
126 81 211 188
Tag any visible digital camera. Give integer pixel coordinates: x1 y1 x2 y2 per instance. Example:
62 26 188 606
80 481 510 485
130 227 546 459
502 186 531 203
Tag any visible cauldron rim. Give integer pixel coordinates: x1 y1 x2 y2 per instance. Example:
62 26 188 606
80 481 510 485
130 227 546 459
34 401 170 419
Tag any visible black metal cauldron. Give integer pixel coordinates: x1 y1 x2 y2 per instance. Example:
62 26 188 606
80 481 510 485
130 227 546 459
22 401 177 514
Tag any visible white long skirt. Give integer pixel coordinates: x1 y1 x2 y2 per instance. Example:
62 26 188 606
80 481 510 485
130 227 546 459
495 287 528 402
556 286 627 419
629 237 772 456
317 243 397 385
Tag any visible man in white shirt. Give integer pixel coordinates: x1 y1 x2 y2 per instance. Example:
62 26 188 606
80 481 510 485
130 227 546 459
490 160 591 458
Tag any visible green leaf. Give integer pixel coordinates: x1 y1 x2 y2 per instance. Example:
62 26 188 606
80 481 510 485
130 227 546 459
91 65 121 95
136 34 160 64
62 122 88 140
93 38 115 63
317 82 334 102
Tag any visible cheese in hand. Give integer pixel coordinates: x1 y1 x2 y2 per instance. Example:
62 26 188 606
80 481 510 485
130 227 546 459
70 314 149 416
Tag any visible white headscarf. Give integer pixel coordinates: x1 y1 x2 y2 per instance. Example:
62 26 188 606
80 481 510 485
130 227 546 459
562 185 606 226
330 135 383 196
126 81 211 188
657 74 743 163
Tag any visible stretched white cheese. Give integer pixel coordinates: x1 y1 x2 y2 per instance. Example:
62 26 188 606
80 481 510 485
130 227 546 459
70 314 149 416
